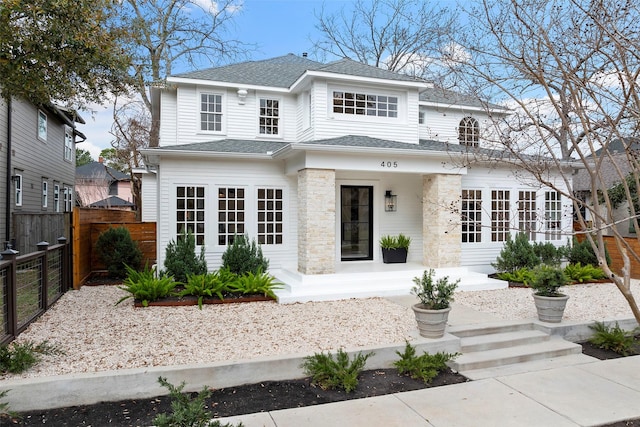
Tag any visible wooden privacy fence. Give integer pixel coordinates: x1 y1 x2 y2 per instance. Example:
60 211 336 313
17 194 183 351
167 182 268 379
73 208 156 288
601 235 640 279
12 213 71 254
0 239 70 345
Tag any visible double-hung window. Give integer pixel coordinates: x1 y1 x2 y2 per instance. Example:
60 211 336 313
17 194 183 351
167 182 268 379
54 184 60 212
63 186 72 212
259 98 279 135
42 180 48 208
200 93 222 132
38 110 48 141
14 174 22 206
64 127 73 161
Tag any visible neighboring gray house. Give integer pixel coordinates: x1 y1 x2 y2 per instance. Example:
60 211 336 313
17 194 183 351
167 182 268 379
573 138 640 237
0 96 85 253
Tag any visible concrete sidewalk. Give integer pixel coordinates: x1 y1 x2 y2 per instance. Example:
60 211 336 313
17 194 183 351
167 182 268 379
218 355 640 427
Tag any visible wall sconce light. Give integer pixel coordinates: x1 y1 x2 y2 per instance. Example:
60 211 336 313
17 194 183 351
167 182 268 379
237 88 248 104
385 190 397 212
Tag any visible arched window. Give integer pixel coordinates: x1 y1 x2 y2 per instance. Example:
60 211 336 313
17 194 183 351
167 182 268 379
458 117 479 146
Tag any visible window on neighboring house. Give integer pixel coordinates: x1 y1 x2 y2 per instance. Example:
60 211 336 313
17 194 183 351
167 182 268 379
461 190 482 243
491 190 510 242
218 187 245 246
42 180 48 208
200 93 222 131
64 127 73 161
259 98 279 135
257 188 283 245
14 174 22 206
419 111 425 124
545 191 562 240
176 186 205 245
332 91 398 117
458 116 479 146
63 186 72 212
518 191 537 240
38 110 47 141
54 184 60 212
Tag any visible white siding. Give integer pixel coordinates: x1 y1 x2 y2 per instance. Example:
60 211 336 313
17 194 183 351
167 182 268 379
418 106 493 144
140 172 157 222
156 157 297 271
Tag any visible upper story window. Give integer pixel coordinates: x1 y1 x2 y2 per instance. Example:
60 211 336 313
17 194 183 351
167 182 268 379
54 184 60 212
259 98 279 135
63 186 73 212
332 91 398 117
459 116 479 146
200 93 222 132
418 111 425 124
64 127 73 161
14 174 22 207
38 110 48 141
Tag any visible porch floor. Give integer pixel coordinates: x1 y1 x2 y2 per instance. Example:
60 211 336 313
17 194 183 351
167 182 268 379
272 262 507 303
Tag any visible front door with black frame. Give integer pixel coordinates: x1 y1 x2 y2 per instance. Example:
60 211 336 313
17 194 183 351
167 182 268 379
341 186 373 261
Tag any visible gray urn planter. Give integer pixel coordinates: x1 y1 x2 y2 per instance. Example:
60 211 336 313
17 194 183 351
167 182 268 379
532 293 569 323
411 304 451 338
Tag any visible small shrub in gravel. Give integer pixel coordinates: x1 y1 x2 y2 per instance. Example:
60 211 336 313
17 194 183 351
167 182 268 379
301 349 373 393
164 231 207 283
492 232 539 273
0 340 63 374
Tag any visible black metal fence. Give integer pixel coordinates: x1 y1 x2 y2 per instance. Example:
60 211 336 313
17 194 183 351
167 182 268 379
0 237 70 345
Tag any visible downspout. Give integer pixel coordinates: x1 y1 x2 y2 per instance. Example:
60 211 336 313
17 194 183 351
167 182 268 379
5 98 11 247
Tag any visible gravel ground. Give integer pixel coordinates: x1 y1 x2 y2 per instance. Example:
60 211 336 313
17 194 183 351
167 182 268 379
3 281 639 381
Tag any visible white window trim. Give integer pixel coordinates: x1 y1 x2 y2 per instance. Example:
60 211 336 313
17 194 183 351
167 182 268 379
14 174 22 207
198 91 226 134
42 179 48 208
38 110 48 141
54 183 60 212
327 85 404 123
257 96 283 138
64 126 74 161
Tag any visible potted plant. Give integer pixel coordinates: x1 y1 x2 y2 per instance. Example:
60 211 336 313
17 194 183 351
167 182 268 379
411 269 459 338
380 234 411 263
529 265 571 323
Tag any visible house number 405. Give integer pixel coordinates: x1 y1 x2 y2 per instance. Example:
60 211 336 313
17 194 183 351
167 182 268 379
381 161 398 168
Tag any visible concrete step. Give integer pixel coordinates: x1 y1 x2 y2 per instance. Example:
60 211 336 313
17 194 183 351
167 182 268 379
460 329 550 353
459 353 598 380
447 320 535 338
449 337 583 372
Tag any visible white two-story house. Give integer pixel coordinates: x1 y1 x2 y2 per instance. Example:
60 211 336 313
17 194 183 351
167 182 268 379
141 54 573 302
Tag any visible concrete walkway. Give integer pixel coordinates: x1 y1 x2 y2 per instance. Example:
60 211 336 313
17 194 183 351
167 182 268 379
215 298 640 427
217 356 640 426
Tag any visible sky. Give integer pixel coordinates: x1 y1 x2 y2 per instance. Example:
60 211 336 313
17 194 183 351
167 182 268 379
77 0 353 160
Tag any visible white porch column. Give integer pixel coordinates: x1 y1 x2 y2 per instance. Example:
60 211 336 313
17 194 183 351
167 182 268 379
422 174 462 267
298 169 336 274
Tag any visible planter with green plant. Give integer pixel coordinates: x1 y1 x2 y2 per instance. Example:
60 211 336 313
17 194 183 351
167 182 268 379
379 233 411 263
411 269 459 338
529 265 571 323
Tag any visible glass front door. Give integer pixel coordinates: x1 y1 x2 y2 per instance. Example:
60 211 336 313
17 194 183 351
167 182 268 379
341 186 373 261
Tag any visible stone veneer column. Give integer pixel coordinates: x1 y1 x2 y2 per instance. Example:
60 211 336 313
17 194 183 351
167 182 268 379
423 174 462 267
298 169 336 274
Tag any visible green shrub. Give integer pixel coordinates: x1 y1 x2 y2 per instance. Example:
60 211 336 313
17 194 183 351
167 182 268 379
588 322 639 356
496 267 535 285
529 265 570 297
117 264 177 307
394 342 458 384
164 232 207 283
564 263 607 283
411 269 459 309
567 237 611 267
95 227 143 278
492 233 539 273
0 340 63 374
221 235 268 276
301 349 373 393
533 241 565 266
228 271 283 299
180 272 230 308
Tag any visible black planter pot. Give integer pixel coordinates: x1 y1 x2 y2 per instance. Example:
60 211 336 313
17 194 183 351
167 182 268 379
382 248 408 263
